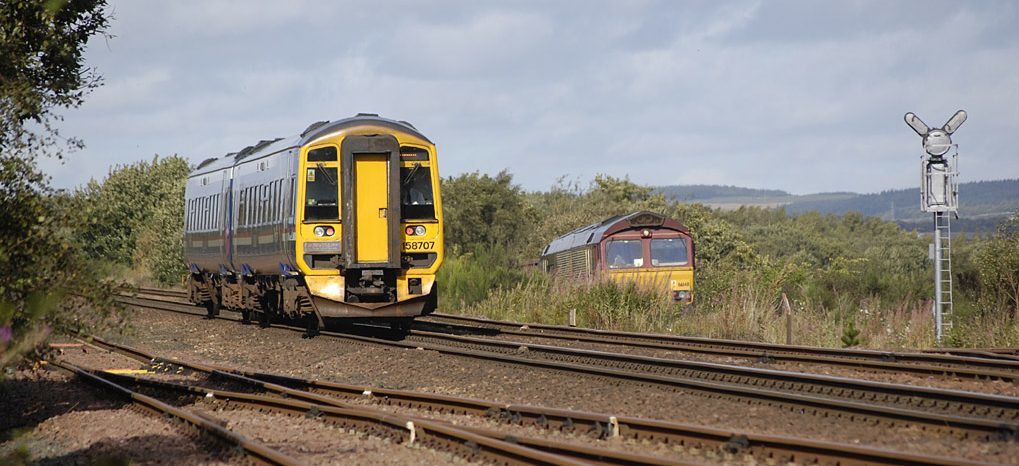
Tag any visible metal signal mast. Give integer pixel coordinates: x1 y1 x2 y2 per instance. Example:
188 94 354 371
903 110 967 344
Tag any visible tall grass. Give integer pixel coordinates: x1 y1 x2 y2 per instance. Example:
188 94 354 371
458 274 684 333
440 258 1019 349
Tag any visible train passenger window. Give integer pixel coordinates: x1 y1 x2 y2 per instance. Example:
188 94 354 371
307 146 337 162
401 164 435 220
258 185 266 225
606 240 643 268
238 190 246 227
248 187 255 225
651 238 688 266
305 166 338 221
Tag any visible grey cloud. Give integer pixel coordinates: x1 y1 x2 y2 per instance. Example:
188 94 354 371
41 0 1019 196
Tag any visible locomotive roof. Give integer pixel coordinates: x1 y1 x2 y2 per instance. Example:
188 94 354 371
541 211 690 257
188 114 428 178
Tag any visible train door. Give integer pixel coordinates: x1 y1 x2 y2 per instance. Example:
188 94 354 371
341 135 401 270
354 154 389 262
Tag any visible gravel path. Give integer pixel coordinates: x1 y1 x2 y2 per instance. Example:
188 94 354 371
101 305 1019 464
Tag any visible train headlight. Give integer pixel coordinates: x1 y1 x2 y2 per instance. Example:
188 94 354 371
314 226 326 237
325 226 335 236
405 226 415 235
414 225 426 236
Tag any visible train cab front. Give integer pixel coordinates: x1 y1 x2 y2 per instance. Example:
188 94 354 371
297 125 443 321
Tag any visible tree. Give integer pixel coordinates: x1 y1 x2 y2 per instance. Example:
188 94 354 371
975 215 1019 317
440 170 536 255
0 0 112 370
1 0 110 157
72 156 191 285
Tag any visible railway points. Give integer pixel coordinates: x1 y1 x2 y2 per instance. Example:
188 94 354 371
46 359 303 466
77 336 997 466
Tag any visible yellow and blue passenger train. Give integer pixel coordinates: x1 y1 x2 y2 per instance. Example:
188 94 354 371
184 114 443 335
539 211 694 303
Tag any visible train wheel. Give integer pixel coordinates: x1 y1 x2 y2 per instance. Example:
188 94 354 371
389 318 413 335
304 314 320 338
259 291 277 328
205 297 220 319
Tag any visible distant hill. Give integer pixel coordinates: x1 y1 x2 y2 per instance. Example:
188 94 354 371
656 179 1019 233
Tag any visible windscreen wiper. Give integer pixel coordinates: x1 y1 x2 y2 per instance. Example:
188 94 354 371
402 163 421 186
316 163 337 186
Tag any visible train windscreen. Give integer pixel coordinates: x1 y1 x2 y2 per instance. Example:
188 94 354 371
606 239 643 268
650 238 688 266
305 165 338 220
401 164 435 220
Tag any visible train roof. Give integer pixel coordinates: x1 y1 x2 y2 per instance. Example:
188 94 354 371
541 211 690 257
188 114 428 178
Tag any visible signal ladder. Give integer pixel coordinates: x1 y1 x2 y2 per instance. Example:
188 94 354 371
934 212 953 335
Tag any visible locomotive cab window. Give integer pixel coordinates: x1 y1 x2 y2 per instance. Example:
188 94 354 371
651 238 688 266
401 163 435 220
606 239 643 269
305 165 338 221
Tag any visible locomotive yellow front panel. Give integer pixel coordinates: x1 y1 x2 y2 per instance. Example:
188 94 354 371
354 154 390 263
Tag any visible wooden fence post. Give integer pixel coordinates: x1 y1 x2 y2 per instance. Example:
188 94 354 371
781 293 793 345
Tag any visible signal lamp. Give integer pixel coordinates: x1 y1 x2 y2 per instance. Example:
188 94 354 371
314 226 326 237
325 226 335 236
405 226 415 235
414 225 426 236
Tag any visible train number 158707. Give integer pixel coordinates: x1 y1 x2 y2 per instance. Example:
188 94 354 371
402 241 435 251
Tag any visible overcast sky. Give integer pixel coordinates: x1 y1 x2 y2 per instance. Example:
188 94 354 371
44 0 1019 194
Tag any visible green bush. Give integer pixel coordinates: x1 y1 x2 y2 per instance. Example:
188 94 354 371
70 155 190 285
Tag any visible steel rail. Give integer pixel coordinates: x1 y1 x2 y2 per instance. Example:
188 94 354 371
47 359 304 466
85 336 998 466
79 337 649 466
130 287 1019 377
91 371 589 466
420 313 1019 376
404 329 1019 420
116 294 1019 438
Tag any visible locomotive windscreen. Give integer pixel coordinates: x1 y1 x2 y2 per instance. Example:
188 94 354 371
401 165 434 220
651 238 688 266
305 165 338 220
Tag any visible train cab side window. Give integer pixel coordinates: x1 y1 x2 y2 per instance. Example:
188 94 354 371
305 165 338 221
401 164 435 220
651 238 688 266
606 239 643 269
307 147 337 162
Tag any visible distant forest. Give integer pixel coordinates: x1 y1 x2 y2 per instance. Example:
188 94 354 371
656 184 791 201
657 179 1019 233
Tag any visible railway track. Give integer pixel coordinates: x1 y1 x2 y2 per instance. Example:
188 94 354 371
59 347 588 465
81 336 997 466
46 359 303 466
416 314 1019 380
133 286 1019 380
118 292 1019 439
